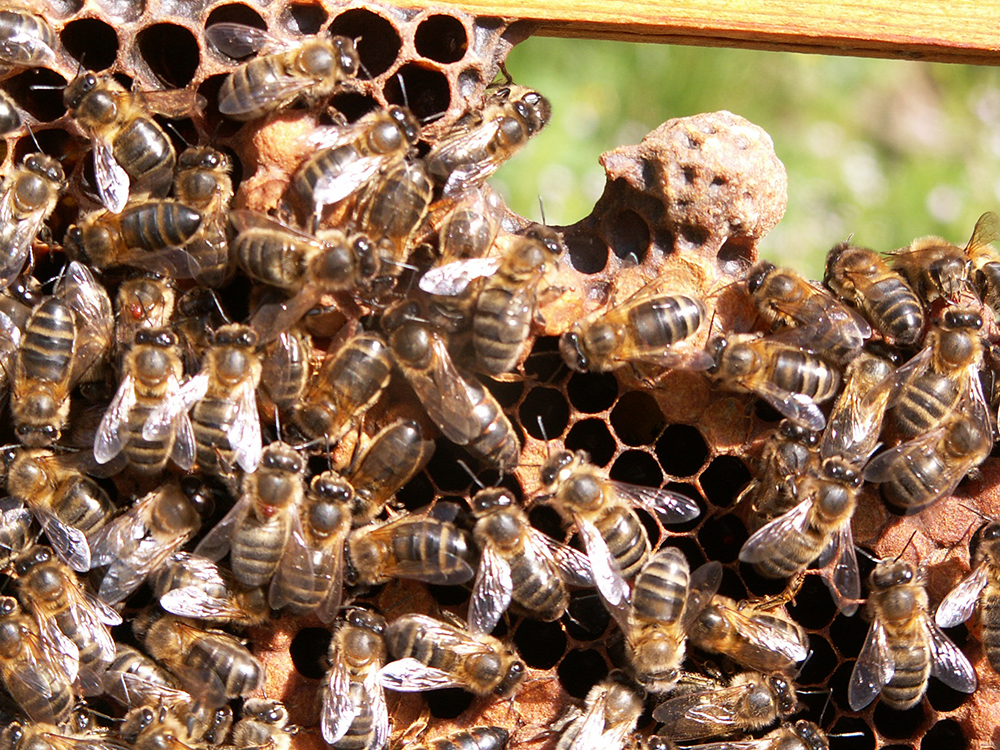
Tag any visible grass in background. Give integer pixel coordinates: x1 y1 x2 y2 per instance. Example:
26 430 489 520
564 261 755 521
492 37 1000 278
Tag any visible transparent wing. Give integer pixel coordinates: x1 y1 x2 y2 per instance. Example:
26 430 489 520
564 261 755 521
143 372 209 440
817 522 861 616
0 27 56 65
0 204 38 291
927 618 977 693
321 657 357 744
194 493 252 562
0 499 31 560
652 682 750 739
532 529 594 587
58 261 113 382
228 378 263 472
612 481 701 524
268 518 315 611
936 564 988 628
159 585 242 620
367 667 390 750
230 209 323 244
578 516 629 615
738 499 814 565
315 543 346 624
249 290 321 346
308 153 385 209
722 607 810 668
93 373 136 464
750 380 827 432
98 527 193 605
563 690 609 750
680 561 724 632
169 385 197 471
467 544 512 636
379 658 466 692
92 138 129 214
399 335 482 445
848 620 892 711
419 257 502 296
205 22 291 57
32 509 91 572
138 89 207 119
36 616 80 683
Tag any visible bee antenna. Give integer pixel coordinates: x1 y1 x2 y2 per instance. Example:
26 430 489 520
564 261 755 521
854 545 879 563
537 196 546 226
207 288 231 324
958 503 991 520
817 687 834 727
536 415 549 444
162 119 191 148
395 72 410 110
456 459 484 489
894 529 919 562
827 732 866 740
24 121 42 154
273 409 282 443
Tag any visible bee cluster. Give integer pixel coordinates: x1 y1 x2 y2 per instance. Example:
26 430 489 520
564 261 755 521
1 2 1000 750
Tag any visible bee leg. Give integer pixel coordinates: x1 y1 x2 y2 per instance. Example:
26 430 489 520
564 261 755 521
742 571 807 611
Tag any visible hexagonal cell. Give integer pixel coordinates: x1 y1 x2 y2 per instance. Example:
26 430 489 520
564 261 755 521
329 91 381 121
697 455 751 507
61 18 118 70
3 67 67 122
608 208 650 264
520 385 570 440
609 449 662 487
514 619 566 670
329 8 401 79
921 720 966 750
609 390 664 447
557 648 608 699
873 700 928 740
564 231 609 274
288 627 331 679
566 371 618 414
425 688 474 719
786 574 837 630
796 633 837 686
696 512 747 564
383 62 450 123
523 336 565 382
415 15 468 63
137 23 200 87
565 418 616 467
282 2 328 34
655 423 708 476
564 591 611 641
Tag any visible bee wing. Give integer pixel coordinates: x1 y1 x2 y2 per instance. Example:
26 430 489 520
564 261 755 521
724 607 810 669
31 509 91 572
249 289 322 345
926 617 977 693
611 481 701 524
468 544 513 636
379 657 467 692
309 152 386 209
99 524 195 606
35 614 80 683
531 528 595 587
138 89 207 119
92 137 130 214
315 545 346 624
321 657 357 744
169 389 197 471
886 344 933 396
400 336 482 445
753 377 828 431
0 302 22 362
195 492 252 562
268 517 315 611
0 205 38 291
228 377 263 472
936 564 989 628
0 498 31 560
0 26 56 65
93 372 136 464
363 664 390 750
821 373 893 465
848 619 893 711
817 522 861 616
738 498 814 565
105 669 190 707
8 637 73 724
205 22 291 57
651 682 751 739
58 261 113 382
143 372 210 441
578 516 630 616
160 585 241 620
862 428 945 484
436 124 505 196
966 211 1000 255
419 257 502 297
563 690 610 750
680 561 724 631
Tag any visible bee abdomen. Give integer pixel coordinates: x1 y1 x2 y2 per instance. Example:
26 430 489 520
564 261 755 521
753 525 824 579
510 555 566 620
123 400 173 474
465 380 519 470
192 395 239 471
21 298 75 383
234 230 306 289
770 350 838 401
115 119 174 192
52 477 113 534
595 506 648 580
412 727 509 750
893 373 958 437
867 277 923 345
390 519 471 583
186 638 263 698
231 516 290 587
632 546 688 622
473 285 531 373
630 295 703 349
981 591 1000 672
332 682 376 750
879 453 945 513
882 641 929 709
121 203 202 250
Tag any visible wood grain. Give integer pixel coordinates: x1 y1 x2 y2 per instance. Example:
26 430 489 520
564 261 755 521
396 0 1000 65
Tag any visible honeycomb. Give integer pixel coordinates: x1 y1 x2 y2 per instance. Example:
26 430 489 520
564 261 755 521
1 2 998 750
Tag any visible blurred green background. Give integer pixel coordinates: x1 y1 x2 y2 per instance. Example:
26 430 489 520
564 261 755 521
491 37 1000 279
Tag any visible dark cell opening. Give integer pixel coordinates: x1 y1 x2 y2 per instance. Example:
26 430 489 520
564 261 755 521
137 24 200 88
523 336 565 384
883 746 915 750
205 4 267 34
425 687 474 719
698 455 751 508
696 513 747 564
329 9 401 79
609 450 662 488
4 67 67 122
557 649 608 699
482 376 524 409
661 482 704 534
828 605 870 661
567 371 618 414
283 3 328 34
457 67 481 99
426 583 470 606
563 592 611 641
716 567 748 601
828 660 856 715
514 620 566 670
520 386 570 441
796 634 836 687
415 15 468 63
564 232 609 275
425 439 474 493
655 424 709 476
61 18 118 71
921 719 966 750
926 676 972 713
873 700 927 740
383 63 450 124
678 224 709 249
609 209 650 264
753 400 782 423
565 418 616 467
738 562 789 599
329 91 380 123
288 627 331 679
718 236 754 275
218 145 244 192
610 391 665 447
787 574 838 630
828 716 875 750
196 75 241 139
667 534 707 569
527 504 564 541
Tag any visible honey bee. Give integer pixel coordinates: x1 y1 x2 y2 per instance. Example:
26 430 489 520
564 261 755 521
63 72 201 213
0 299 25 405
292 106 420 228
321 610 389 750
291 331 392 443
66 201 204 276
133 610 264 704
741 419 819 532
433 186 505 264
937 520 1000 673
380 613 526 696
343 419 435 526
0 595 74 724
407 728 508 750
0 498 33 568
468 486 594 635
738 456 862 614
259 327 313 416
651 671 798 740
149 552 268 626
206 23 359 120
425 84 551 196
0 152 66 292
122 702 231 750
346 503 475 587
889 219 981 304
559 289 712 374
705 334 841 432
552 670 643 750
94 328 195 475
538 448 701 609
848 558 976 710
667 721 831 750
608 547 722 692
12 261 113 447
113 275 176 366
195 441 305 587
267 470 352 621
864 411 992 514
15 545 122 695
819 348 895 467
746 260 871 353
687 595 810 675
0 4 57 68
0 90 20 134
383 301 520 468
173 147 234 288
88 479 208 604
0 721 128 750
143 324 262 475
103 643 193 708
231 210 379 341
232 699 293 750
5 447 115 572
824 243 925 347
